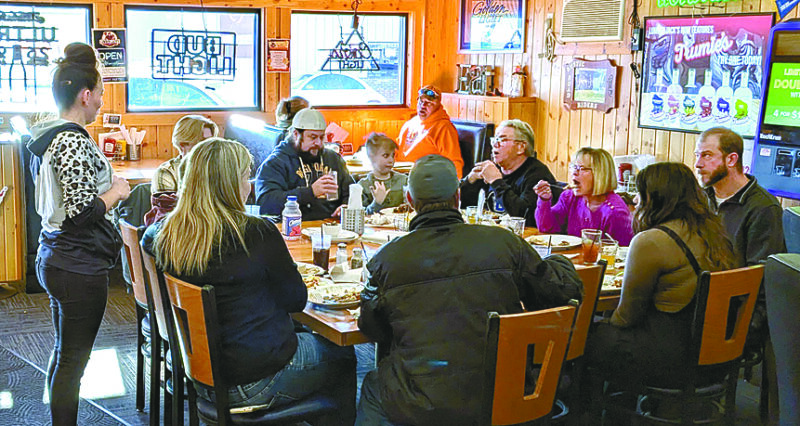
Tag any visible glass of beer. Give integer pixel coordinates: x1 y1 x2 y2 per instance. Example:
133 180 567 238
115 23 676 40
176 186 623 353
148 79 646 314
581 229 602 264
599 236 618 266
311 231 332 271
465 206 479 224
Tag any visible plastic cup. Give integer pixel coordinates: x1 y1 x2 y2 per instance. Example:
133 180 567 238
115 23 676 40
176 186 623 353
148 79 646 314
322 221 341 237
311 232 332 271
465 206 479 224
581 229 602 264
507 216 526 237
600 237 618 266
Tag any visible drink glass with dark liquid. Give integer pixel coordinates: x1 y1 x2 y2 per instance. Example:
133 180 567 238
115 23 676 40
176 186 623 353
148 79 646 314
581 229 602 264
311 232 332 271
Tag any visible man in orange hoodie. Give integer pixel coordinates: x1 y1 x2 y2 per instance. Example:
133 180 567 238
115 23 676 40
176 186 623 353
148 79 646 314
397 85 464 178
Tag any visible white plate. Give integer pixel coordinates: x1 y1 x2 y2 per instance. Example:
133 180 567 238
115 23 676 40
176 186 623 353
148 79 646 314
302 275 334 289
296 262 325 276
601 273 623 293
308 283 363 309
525 234 582 251
301 227 360 243
379 207 416 218
361 229 408 244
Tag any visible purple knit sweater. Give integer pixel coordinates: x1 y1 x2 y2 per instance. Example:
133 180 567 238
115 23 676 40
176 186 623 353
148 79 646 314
535 189 634 246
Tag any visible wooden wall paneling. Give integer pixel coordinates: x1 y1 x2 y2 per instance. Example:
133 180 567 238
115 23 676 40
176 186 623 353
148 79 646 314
555 58 573 180
264 6 280 115
278 8 292 99
544 55 564 175
467 99 477 121
614 54 632 157
0 144 23 282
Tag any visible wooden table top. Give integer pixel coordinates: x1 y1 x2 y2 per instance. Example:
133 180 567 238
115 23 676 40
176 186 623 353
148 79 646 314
111 159 162 185
288 220 621 346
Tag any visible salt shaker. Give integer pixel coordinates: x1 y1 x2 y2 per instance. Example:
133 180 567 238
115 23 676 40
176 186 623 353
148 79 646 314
335 243 348 268
350 248 364 269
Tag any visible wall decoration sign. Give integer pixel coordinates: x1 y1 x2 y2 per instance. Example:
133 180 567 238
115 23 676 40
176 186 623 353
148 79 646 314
563 59 618 112
150 29 236 80
320 28 380 72
656 0 736 7
775 0 800 19
638 14 774 138
266 38 290 72
456 64 496 95
93 28 127 83
459 0 525 53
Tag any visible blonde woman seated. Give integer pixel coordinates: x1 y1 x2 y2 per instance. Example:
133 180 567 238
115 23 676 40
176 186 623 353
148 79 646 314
151 115 218 194
142 138 356 423
533 147 633 245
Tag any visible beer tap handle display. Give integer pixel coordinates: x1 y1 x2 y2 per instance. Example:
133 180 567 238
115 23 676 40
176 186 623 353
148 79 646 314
753 21 800 199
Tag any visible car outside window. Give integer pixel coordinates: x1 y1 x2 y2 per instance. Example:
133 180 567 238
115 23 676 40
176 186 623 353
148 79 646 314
125 6 260 111
290 12 406 107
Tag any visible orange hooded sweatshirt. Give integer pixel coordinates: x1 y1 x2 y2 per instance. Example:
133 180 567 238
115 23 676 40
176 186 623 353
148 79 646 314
397 107 463 178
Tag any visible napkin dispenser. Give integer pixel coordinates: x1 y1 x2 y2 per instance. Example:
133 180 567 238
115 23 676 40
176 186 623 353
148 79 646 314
342 183 365 234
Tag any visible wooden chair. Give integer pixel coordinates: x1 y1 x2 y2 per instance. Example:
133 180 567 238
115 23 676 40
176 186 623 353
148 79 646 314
549 260 607 423
118 219 151 418
604 264 765 425
162 273 338 426
482 305 577 426
140 248 186 426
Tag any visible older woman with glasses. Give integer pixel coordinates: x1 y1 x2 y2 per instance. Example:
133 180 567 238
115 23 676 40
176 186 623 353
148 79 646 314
460 119 557 226
533 147 633 245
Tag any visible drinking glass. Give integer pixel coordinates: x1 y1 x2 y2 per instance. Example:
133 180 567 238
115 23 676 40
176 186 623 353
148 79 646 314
311 232 332 271
322 221 341 237
326 171 338 201
507 216 526 237
581 229 602 264
465 206 479 224
600 237 618 266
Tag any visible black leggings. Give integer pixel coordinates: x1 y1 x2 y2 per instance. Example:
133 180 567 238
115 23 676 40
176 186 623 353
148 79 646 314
37 260 108 426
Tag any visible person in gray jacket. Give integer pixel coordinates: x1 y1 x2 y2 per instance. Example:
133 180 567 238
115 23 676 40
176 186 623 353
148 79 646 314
356 154 582 426
27 43 130 426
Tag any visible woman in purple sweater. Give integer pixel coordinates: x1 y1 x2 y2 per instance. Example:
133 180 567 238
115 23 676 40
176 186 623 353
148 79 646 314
533 147 633 245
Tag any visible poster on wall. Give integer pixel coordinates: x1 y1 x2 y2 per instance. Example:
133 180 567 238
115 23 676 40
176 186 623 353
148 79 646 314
775 0 800 19
266 38 290 72
92 28 127 83
638 13 775 139
459 0 525 53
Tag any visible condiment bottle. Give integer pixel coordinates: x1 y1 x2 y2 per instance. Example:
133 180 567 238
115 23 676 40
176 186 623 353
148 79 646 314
335 243 348 268
350 248 364 269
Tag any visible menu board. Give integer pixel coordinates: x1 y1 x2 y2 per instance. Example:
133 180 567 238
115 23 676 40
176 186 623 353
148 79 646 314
638 14 774 138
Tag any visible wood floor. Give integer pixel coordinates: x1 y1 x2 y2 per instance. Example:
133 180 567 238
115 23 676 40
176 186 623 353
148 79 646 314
0 265 770 425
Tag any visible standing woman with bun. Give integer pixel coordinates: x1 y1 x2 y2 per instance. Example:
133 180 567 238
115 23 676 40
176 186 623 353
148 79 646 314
28 42 130 425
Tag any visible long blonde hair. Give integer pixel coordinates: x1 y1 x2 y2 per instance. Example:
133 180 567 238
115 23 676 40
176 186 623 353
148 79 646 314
171 115 219 152
155 137 255 275
574 147 617 195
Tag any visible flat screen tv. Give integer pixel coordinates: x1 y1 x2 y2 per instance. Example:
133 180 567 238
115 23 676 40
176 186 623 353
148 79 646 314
638 13 775 138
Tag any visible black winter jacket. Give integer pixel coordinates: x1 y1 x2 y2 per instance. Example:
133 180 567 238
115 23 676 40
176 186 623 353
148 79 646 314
358 209 582 425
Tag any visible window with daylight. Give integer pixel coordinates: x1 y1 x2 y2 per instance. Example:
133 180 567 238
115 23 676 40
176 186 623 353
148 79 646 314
125 6 260 112
0 3 91 113
290 12 407 107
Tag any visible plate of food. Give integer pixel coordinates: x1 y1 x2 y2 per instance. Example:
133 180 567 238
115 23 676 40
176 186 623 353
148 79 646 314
601 273 624 293
301 227 359 243
296 262 325 276
302 275 334 289
525 234 582 251
380 204 415 216
365 213 394 227
308 283 363 309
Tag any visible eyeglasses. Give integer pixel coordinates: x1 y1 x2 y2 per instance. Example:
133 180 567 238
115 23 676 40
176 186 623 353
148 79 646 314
418 88 439 99
569 163 593 174
490 137 524 147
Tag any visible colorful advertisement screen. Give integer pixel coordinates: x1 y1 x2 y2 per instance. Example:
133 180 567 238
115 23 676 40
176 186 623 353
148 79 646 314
638 14 774 138
763 62 800 127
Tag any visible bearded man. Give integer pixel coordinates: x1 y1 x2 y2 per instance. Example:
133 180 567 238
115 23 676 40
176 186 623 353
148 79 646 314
255 108 353 220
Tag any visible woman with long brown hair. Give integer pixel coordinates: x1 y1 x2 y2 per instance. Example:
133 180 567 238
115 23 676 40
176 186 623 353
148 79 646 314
585 162 738 388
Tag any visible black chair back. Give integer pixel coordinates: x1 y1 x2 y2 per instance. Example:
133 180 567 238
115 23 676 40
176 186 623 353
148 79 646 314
224 114 285 177
451 119 494 178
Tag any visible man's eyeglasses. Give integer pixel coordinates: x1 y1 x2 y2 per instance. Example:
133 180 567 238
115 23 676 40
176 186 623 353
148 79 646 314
490 137 524 147
418 88 439 99
569 163 593 174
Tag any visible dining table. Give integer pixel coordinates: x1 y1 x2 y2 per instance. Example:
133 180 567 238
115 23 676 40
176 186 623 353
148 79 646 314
111 158 162 185
288 219 622 347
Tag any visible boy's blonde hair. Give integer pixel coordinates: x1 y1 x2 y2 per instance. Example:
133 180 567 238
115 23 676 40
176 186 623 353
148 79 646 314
364 132 398 157
574 147 617 195
171 115 219 152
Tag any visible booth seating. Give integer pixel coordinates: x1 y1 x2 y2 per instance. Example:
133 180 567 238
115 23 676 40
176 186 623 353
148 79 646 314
784 207 800 254
224 114 286 177
764 254 800 426
451 119 494 178
10 118 43 293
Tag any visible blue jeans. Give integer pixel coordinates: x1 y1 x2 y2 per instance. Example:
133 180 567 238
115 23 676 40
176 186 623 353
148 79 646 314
37 259 109 426
355 370 405 426
196 332 356 425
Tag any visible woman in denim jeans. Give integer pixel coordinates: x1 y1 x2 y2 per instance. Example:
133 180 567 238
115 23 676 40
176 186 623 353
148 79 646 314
27 43 131 425
141 138 355 424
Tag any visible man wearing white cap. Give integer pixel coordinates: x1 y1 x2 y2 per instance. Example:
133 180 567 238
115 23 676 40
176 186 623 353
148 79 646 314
356 154 582 425
254 108 353 220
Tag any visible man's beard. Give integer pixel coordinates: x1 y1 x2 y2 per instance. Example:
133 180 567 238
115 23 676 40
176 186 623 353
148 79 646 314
295 137 321 163
704 163 729 187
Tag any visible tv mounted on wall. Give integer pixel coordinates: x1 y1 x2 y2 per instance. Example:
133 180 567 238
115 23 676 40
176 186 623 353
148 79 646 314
638 13 775 138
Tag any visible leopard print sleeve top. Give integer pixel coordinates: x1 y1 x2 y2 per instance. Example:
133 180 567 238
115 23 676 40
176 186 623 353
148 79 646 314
48 130 114 219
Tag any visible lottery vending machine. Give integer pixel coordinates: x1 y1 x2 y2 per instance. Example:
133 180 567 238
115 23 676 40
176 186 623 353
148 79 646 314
753 19 800 199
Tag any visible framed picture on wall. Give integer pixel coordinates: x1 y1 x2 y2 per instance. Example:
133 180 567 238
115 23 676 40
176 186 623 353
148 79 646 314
459 0 526 53
563 59 618 113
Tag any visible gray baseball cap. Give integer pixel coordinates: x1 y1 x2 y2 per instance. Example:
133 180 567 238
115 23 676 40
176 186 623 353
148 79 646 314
292 108 326 131
408 155 459 201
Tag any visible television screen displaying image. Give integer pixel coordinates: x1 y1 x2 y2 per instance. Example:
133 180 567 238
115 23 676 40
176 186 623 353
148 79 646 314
762 62 800 127
638 13 774 138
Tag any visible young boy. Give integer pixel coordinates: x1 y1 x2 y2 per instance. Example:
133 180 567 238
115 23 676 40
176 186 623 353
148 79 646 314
358 133 408 214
